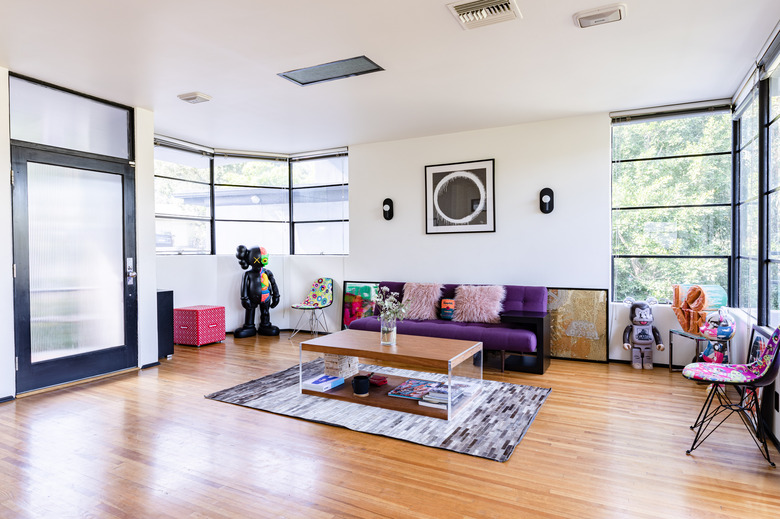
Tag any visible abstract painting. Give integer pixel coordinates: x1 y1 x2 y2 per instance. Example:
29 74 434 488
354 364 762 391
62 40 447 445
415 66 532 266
425 159 495 234
547 288 609 362
342 281 380 329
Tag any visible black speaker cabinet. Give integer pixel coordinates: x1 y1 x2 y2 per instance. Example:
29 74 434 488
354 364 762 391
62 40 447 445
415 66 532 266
157 290 174 358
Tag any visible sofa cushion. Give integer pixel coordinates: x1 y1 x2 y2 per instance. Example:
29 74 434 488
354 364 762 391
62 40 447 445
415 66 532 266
402 282 443 320
348 317 538 353
453 284 505 324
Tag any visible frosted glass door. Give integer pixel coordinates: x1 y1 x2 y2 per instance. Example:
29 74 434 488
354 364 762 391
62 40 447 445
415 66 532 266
12 145 137 393
27 163 125 362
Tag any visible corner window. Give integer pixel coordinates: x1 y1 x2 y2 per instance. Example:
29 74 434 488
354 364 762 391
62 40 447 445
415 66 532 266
153 143 349 255
611 110 732 302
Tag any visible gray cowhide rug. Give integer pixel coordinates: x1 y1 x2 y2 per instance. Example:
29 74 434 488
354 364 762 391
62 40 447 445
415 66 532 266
205 359 550 462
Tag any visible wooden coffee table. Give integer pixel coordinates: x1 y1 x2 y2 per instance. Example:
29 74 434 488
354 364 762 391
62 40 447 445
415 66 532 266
299 329 483 419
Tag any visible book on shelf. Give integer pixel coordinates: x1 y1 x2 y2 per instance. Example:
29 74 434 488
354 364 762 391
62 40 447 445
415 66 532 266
418 399 448 409
387 379 442 400
302 374 344 392
420 390 466 407
423 382 473 403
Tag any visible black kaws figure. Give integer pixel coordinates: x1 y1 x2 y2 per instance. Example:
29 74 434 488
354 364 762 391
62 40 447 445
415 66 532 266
234 245 280 338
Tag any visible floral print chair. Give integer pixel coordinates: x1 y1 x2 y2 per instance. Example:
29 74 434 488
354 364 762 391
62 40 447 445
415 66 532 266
289 278 334 339
682 326 780 466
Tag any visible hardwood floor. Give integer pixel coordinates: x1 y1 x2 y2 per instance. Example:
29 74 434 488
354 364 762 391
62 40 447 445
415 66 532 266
1 333 778 518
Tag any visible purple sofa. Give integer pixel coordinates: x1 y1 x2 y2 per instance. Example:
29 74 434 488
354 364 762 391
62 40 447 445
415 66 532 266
348 281 550 374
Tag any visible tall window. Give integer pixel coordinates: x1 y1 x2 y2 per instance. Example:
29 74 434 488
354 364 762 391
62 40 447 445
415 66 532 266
291 154 349 255
735 88 759 317
214 156 290 255
611 110 732 302
768 59 780 327
154 146 212 254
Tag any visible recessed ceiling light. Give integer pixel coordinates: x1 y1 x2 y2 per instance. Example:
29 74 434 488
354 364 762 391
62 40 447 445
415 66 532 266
278 56 384 86
177 92 212 104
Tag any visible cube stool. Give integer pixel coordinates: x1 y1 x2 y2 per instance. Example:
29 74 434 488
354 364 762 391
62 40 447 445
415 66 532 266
174 305 226 346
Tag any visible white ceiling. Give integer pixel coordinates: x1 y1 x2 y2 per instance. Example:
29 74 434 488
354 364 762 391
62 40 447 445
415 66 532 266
1 0 779 154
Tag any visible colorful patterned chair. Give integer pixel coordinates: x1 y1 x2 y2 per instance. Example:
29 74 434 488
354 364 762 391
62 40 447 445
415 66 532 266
682 326 780 466
289 278 333 339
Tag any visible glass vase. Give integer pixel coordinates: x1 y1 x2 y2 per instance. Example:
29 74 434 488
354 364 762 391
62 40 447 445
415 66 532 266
380 316 397 346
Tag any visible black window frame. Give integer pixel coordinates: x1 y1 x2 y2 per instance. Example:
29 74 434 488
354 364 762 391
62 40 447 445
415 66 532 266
610 108 733 304
153 141 348 256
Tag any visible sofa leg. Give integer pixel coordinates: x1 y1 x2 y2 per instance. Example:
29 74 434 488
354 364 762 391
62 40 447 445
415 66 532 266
501 350 505 372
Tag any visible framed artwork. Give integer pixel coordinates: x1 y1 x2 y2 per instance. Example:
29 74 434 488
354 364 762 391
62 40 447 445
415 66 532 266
747 324 772 363
425 159 495 234
546 287 609 362
341 281 380 329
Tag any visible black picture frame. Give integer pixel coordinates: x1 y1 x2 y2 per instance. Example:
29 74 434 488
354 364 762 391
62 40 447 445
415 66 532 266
747 324 772 363
425 159 495 234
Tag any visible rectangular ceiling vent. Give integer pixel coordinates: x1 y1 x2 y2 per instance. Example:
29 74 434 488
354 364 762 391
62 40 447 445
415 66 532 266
447 0 522 30
573 4 626 29
278 56 384 86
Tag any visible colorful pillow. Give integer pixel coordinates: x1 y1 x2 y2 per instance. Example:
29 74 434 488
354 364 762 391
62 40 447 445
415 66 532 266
402 283 443 320
453 285 505 323
440 299 455 320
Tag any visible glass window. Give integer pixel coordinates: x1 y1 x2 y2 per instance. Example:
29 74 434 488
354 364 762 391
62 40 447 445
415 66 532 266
291 155 349 254
611 109 732 302
154 145 349 256
613 257 728 304
735 90 759 317
154 146 212 254
214 156 288 187
292 186 349 222
293 222 349 255
9 76 130 159
214 186 289 220
611 112 731 161
215 221 289 255
292 156 348 187
154 217 211 255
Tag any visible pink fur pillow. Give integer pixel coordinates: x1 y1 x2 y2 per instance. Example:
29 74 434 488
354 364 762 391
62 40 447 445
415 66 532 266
453 285 506 323
402 283 443 320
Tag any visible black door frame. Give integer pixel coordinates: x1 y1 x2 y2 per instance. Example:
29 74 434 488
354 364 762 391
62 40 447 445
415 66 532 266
11 144 138 393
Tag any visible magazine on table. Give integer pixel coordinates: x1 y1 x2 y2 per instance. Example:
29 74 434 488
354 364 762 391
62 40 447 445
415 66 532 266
387 379 442 400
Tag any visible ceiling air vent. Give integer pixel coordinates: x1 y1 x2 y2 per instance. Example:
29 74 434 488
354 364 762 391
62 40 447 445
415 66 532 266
573 4 626 29
447 0 522 30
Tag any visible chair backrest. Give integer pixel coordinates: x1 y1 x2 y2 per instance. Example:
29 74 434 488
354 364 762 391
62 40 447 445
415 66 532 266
750 326 780 387
302 277 334 308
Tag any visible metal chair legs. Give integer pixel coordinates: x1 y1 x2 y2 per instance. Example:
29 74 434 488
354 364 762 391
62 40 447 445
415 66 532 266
687 384 775 467
289 309 329 340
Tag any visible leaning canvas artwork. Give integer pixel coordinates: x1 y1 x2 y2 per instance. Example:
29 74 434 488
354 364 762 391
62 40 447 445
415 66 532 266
342 281 380 329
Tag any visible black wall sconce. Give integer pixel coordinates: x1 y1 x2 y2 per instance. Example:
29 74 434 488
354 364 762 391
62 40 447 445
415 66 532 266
540 188 554 214
383 198 393 220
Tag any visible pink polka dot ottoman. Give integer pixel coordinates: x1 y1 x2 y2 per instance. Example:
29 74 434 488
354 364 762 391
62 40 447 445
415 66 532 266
173 305 226 346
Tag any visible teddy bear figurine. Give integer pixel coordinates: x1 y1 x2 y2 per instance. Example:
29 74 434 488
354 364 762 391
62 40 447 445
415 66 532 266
622 297 665 369
234 245 280 338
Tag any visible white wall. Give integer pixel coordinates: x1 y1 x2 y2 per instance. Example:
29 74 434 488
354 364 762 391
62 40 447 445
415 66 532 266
157 253 345 335
0 68 15 400
135 108 159 367
345 114 612 288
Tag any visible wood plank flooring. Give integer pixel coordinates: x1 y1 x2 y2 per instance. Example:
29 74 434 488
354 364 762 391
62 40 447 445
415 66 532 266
0 333 778 518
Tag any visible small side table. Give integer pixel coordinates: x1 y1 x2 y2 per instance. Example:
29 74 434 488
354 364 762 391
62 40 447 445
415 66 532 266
668 329 730 372
498 310 550 374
